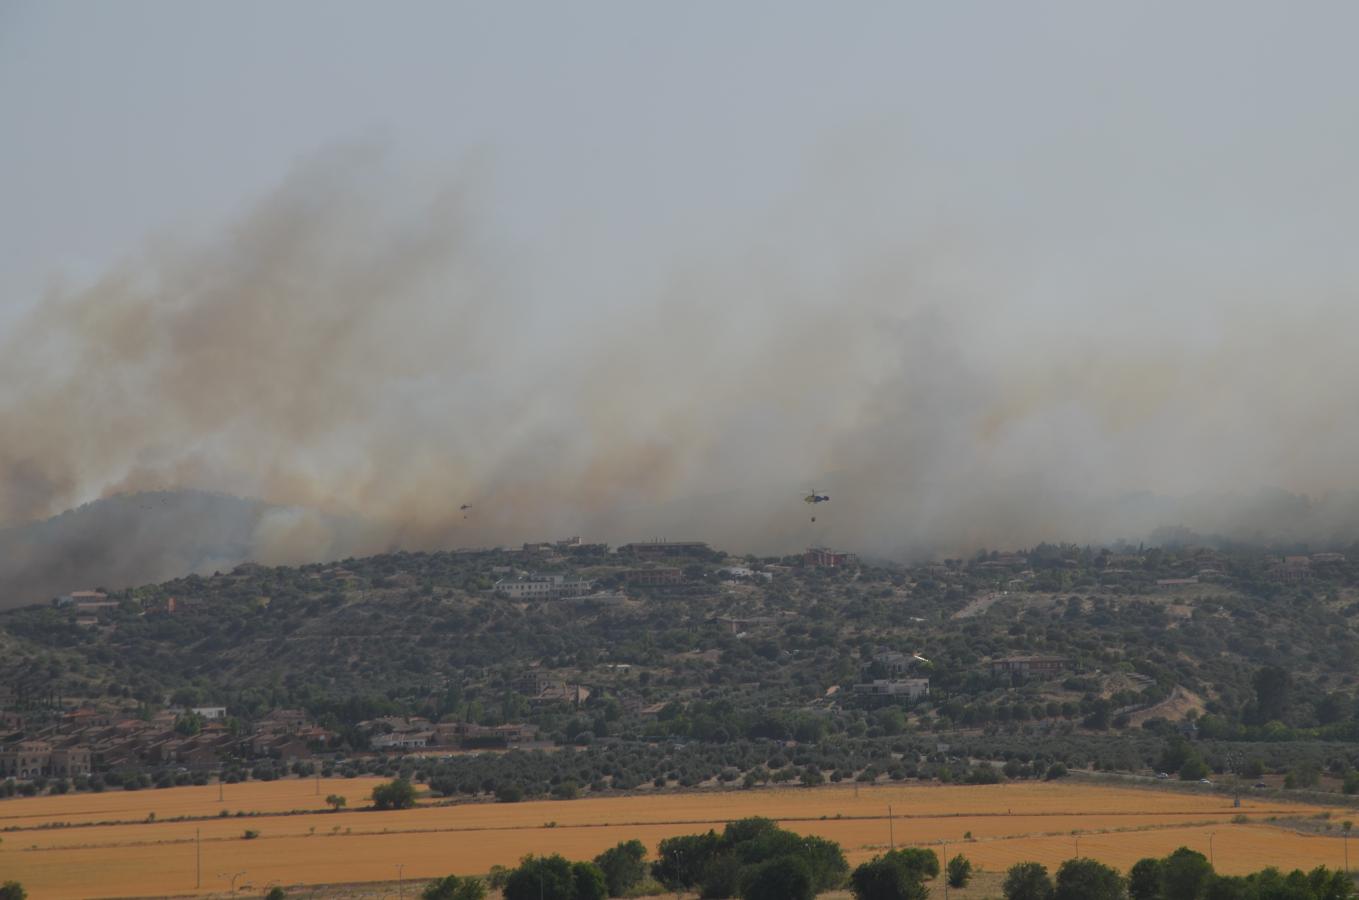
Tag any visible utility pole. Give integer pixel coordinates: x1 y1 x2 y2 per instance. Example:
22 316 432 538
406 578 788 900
196 828 201 889
888 805 895 850
942 840 950 900
1075 834 1080 857
1209 832 1215 867
397 864 405 900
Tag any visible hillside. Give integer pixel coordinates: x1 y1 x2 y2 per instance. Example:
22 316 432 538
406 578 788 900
5 539 1359 792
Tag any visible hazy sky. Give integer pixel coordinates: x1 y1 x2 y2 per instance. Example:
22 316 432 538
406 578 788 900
4 1 1359 560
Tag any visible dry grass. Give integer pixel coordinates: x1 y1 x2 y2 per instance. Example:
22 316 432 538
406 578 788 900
1 780 1351 898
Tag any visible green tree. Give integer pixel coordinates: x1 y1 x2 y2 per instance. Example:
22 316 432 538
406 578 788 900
739 856 814 900
571 862 607 900
884 847 939 880
265 889 286 900
325 793 346 811
1003 863 1054 900
947 854 973 888
849 856 928 900
653 832 722 889
421 875 486 900
1128 857 1163 900
504 855 576 900
1178 756 1210 782
1161 847 1213 900
0 884 25 900
593 840 647 897
1054 858 1126 900
370 779 416 811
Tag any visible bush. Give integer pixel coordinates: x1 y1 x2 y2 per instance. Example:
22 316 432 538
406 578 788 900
1003 862 1054 900
496 784 524 803
0 882 26 900
884 848 938 880
421 874 487 900
265 889 286 900
1054 858 1125 900
242 829 260 840
371 779 417 811
1128 858 1163 900
594 840 647 897
651 818 846 897
739 856 814 900
946 854 972 888
503 855 605 900
849 856 929 900
1160 847 1212 900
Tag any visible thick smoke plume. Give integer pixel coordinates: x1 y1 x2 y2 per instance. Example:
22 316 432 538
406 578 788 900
4 147 1359 602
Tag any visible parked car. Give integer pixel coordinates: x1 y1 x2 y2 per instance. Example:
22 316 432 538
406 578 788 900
1156 772 1170 779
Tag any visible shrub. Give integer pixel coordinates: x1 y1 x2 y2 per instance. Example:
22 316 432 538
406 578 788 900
1128 858 1163 900
1054 858 1125 900
503 855 604 900
1003 862 1054 900
242 829 260 840
946 854 972 888
849 856 929 900
371 779 417 811
594 840 647 897
739 856 814 900
884 848 939 880
0 882 26 900
421 874 487 900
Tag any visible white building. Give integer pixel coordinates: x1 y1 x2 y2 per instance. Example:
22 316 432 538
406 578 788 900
371 732 431 750
851 679 931 700
494 574 595 600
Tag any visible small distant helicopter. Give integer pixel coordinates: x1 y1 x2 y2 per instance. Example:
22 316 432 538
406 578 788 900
803 490 829 522
459 503 471 520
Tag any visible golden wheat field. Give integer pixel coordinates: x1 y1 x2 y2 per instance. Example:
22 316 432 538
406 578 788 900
2 779 1354 898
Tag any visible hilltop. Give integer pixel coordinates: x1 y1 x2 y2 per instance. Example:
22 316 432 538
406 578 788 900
0 490 373 610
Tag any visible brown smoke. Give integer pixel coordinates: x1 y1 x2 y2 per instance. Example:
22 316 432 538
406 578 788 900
4 145 1359 599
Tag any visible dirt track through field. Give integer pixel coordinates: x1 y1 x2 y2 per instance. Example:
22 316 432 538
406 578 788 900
2 780 1352 898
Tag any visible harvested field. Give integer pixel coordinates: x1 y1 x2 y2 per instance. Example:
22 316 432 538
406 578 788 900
2 780 1351 898
0 777 393 827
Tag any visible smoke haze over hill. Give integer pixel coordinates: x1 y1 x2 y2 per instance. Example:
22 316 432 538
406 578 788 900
5 5 1359 595
3 146 1359 583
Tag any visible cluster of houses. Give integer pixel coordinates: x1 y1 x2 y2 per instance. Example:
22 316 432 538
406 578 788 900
0 706 334 780
360 716 542 751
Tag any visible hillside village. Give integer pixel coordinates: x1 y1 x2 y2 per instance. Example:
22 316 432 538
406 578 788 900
4 536 1359 797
